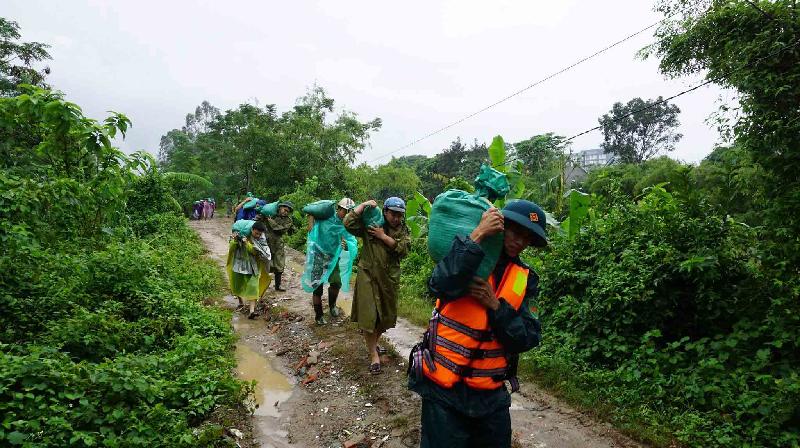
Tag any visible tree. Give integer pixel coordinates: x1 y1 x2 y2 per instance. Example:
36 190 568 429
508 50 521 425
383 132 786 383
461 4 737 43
0 18 51 97
367 165 421 200
513 133 566 176
598 97 682 164
647 0 800 253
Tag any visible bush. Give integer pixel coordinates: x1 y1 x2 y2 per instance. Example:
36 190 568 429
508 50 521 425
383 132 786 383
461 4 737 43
527 186 799 447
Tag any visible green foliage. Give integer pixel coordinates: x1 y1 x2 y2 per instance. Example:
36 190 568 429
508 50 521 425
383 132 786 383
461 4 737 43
159 86 381 203
0 86 243 446
0 17 51 96
524 186 798 447
598 97 682 164
565 189 590 240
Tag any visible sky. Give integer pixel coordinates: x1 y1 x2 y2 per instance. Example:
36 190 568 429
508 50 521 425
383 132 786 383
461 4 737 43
5 0 732 165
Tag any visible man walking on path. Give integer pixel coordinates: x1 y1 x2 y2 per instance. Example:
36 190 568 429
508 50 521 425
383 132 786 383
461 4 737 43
344 197 410 374
227 220 272 319
408 200 545 448
307 198 356 324
265 201 295 292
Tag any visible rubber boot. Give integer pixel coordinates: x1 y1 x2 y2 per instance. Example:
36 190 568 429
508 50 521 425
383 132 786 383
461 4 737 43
274 272 286 291
313 299 326 325
328 286 341 318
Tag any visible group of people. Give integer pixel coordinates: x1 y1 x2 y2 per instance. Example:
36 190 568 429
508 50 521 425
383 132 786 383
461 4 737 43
227 190 550 448
192 198 215 220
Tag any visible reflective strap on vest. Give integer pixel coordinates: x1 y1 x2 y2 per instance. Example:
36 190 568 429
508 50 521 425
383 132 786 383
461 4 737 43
433 351 508 378
433 335 505 360
435 311 494 342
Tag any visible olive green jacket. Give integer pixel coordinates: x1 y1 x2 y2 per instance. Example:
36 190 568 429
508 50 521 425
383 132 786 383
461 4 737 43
264 215 294 273
343 210 410 333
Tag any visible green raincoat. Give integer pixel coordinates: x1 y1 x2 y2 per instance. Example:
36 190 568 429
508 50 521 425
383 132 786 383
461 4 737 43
265 215 294 273
344 209 411 333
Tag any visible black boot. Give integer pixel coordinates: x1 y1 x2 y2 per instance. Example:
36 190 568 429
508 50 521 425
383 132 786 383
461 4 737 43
328 286 341 318
313 300 326 325
274 272 286 291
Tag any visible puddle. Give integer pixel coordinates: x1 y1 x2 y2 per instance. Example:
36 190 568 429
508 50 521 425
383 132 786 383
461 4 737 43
235 343 293 417
230 308 296 446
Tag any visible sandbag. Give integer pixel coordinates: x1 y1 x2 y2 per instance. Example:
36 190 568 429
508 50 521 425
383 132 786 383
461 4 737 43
362 205 384 228
427 165 510 279
301 215 358 293
302 200 336 220
243 198 260 209
232 219 256 237
257 201 279 217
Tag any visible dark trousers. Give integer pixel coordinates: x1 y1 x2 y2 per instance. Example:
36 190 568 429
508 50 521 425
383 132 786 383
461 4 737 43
420 398 511 448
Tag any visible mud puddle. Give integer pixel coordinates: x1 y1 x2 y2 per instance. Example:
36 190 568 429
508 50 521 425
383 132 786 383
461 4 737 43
229 297 297 447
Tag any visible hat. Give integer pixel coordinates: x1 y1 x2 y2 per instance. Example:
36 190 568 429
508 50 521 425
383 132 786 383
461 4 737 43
384 197 406 212
337 197 356 210
501 200 548 247
278 201 294 212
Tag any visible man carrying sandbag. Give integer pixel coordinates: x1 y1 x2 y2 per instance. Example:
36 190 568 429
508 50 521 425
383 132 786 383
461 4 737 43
227 220 272 319
344 197 411 374
305 198 357 324
408 200 546 448
265 201 295 292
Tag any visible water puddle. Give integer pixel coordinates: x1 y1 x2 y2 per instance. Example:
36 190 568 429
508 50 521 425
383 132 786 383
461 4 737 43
234 342 293 417
230 308 296 446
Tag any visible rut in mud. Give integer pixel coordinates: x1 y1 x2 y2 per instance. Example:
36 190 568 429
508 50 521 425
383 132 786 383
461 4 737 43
192 217 645 448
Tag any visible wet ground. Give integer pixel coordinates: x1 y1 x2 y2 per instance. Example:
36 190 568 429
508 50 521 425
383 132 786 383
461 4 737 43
191 217 646 448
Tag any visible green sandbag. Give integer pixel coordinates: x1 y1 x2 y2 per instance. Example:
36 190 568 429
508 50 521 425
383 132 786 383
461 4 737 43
362 205 384 228
258 201 279 217
243 198 259 209
474 164 511 200
302 200 336 220
428 165 510 279
232 219 256 237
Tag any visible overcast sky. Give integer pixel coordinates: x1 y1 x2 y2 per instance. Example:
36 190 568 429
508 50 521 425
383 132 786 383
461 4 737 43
6 0 732 164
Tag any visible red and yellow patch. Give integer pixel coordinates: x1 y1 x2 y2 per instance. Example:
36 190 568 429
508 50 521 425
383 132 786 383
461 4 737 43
529 212 539 223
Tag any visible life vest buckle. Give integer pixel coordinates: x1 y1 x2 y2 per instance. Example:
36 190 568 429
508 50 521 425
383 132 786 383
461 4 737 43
471 348 486 359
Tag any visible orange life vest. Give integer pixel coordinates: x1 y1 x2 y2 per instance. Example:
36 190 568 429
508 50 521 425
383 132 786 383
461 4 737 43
419 262 528 390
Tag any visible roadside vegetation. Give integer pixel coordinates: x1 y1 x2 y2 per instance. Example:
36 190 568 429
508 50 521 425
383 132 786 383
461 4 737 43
3 1 799 446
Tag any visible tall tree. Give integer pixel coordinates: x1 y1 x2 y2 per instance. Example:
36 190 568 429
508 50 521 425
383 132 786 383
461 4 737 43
598 97 682 164
513 133 567 175
648 0 800 247
0 18 51 96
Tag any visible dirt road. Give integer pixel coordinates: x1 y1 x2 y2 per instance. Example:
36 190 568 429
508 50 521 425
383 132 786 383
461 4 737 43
191 217 644 448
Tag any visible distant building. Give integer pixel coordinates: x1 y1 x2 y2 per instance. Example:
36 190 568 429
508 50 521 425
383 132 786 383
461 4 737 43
576 148 614 169
563 162 588 185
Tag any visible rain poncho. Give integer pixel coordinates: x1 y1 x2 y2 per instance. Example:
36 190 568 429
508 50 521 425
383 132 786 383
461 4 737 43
226 233 272 300
301 213 357 293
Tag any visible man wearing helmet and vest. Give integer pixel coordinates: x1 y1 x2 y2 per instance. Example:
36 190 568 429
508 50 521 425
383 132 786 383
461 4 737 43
344 197 411 374
307 198 356 324
264 201 295 291
408 200 546 448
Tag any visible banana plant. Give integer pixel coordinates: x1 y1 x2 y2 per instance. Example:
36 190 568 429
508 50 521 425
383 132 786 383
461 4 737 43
405 191 431 239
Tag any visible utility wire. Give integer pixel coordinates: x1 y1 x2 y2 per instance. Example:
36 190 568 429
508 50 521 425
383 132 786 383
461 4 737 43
496 33 800 169
367 14 675 163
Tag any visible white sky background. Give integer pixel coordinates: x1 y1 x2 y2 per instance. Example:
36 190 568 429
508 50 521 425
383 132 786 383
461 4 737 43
5 0 730 165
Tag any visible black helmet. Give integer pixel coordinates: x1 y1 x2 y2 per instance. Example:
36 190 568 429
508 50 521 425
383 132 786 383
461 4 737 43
501 200 548 247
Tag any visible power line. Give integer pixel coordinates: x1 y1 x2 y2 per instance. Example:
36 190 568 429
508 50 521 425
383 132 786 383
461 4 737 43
367 14 674 163
497 34 800 169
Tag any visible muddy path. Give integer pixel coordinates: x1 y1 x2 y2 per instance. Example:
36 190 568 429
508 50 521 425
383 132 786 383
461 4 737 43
192 217 644 448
